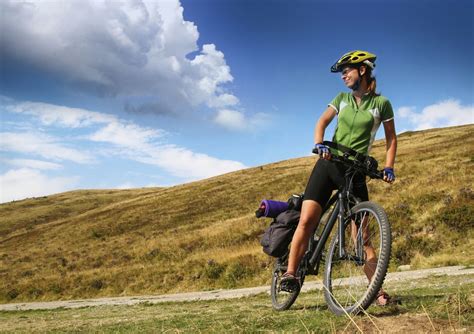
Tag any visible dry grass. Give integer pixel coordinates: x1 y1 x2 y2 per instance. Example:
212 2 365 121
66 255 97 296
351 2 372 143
0 124 473 303
1 274 472 333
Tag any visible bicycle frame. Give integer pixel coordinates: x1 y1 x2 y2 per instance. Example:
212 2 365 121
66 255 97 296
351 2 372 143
305 165 363 275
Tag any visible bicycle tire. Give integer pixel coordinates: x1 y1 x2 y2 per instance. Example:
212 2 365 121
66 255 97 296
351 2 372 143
270 255 301 311
323 201 391 315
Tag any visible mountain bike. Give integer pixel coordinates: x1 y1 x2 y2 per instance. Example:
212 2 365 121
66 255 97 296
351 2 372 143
271 141 391 315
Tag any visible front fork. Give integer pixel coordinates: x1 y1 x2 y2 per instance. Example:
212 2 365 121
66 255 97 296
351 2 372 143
338 191 346 259
338 192 365 266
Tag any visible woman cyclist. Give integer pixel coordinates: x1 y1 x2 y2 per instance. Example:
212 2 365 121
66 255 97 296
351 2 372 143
282 50 398 306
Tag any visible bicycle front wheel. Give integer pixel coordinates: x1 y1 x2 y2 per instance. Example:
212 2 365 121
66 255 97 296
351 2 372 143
323 201 391 315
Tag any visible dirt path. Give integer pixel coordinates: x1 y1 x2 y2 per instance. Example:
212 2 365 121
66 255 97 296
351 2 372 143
1 265 473 311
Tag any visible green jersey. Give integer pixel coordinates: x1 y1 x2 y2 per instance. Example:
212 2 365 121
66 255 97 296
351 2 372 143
328 92 394 155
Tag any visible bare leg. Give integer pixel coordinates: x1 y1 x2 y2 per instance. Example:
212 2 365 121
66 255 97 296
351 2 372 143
349 215 377 281
352 218 390 305
363 244 391 304
363 245 377 281
361 217 378 281
286 200 323 275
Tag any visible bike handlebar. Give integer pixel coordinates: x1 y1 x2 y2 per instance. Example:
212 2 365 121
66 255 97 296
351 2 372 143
312 141 384 180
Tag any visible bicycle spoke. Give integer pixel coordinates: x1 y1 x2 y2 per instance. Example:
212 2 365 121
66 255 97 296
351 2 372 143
324 202 390 315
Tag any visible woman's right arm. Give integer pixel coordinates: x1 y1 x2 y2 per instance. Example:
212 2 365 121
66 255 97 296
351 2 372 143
313 106 337 160
314 106 337 144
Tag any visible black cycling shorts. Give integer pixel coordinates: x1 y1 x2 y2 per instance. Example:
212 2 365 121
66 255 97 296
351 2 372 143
304 158 369 208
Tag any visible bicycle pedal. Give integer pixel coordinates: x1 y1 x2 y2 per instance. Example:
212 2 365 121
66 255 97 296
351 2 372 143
280 281 299 293
280 276 301 293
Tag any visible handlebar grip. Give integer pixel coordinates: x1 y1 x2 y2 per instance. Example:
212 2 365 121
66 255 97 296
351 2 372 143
372 170 384 179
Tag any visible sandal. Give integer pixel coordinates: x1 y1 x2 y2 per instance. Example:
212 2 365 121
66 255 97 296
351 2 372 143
280 272 301 292
375 290 399 306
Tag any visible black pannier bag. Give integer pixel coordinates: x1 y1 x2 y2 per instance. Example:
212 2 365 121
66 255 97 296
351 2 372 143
260 209 300 257
287 193 304 211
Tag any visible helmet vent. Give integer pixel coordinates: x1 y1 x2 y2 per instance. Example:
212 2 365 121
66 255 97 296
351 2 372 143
331 50 376 73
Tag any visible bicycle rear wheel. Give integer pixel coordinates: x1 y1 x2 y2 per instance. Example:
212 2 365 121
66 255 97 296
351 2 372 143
271 254 301 311
323 201 391 315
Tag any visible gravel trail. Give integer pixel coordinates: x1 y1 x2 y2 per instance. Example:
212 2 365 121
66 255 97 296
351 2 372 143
1 265 473 311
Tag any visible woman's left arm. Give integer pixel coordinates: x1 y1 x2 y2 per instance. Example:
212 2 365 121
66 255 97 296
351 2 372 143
383 119 397 169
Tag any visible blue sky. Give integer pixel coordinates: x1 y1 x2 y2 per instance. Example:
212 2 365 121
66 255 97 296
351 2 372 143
1 0 473 202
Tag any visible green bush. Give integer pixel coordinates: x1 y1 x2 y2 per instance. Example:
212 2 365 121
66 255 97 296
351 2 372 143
223 263 248 288
438 203 474 232
28 288 43 298
202 260 226 280
222 255 262 288
6 289 19 300
91 279 104 290
392 235 441 265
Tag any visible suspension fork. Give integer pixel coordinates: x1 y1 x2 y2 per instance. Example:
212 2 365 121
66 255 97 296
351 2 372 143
337 167 357 259
356 211 371 265
337 191 346 259
356 216 364 262
346 207 367 266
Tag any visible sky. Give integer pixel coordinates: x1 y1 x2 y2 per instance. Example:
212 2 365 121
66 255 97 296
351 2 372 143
0 0 473 203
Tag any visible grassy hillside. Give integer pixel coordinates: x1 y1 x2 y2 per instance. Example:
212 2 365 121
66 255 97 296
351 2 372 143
0 125 473 303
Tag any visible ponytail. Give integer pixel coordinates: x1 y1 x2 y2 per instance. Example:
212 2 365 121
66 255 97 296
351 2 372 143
365 67 379 96
367 76 379 96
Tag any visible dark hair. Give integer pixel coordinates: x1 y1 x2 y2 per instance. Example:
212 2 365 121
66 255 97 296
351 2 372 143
363 66 379 96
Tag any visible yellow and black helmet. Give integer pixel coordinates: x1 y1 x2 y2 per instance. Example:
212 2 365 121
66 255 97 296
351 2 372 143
331 50 377 73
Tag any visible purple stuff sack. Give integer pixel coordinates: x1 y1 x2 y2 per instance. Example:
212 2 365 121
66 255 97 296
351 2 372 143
260 199 289 218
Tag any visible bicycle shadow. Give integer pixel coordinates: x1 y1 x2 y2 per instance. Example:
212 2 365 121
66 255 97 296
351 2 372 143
291 293 445 318
367 292 446 318
293 303 403 317
290 293 445 317
291 303 330 311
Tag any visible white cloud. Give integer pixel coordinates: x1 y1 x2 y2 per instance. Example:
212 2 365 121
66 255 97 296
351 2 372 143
115 182 135 189
214 109 246 130
0 168 78 203
137 146 246 179
89 123 246 179
89 121 164 149
6 101 117 128
208 93 239 109
3 97 247 181
189 44 234 103
214 109 271 131
0 0 240 119
2 158 62 170
396 106 415 119
0 132 94 164
397 100 474 130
